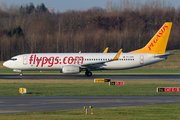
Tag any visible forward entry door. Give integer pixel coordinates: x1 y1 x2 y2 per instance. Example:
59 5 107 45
23 55 28 65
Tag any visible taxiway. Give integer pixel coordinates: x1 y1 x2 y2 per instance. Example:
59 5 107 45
0 74 180 81
1 96 180 114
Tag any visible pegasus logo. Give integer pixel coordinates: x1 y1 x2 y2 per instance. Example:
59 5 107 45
148 24 168 50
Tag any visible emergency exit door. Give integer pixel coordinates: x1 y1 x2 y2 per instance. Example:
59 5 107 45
140 55 144 64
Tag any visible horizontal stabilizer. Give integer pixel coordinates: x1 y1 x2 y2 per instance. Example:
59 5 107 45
154 52 175 58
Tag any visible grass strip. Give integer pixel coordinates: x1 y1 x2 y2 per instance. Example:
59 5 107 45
0 80 180 96
0 104 180 120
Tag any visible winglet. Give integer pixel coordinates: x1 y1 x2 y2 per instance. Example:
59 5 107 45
103 47 109 53
113 49 122 60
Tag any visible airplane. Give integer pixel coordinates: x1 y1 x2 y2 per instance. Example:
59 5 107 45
3 22 172 76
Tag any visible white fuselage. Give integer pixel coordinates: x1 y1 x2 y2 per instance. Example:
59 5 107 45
3 53 166 71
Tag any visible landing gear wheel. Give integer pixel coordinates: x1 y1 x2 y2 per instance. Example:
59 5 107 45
85 71 92 76
20 73 23 76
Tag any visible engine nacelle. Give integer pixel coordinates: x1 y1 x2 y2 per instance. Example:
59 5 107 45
61 65 80 74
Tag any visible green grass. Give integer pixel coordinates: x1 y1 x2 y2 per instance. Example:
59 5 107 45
0 80 180 96
0 104 180 120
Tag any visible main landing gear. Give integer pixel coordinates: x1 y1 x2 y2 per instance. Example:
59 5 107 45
85 71 92 76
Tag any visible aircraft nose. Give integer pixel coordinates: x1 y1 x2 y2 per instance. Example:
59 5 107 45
3 61 10 68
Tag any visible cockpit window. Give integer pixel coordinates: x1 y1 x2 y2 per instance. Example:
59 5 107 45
10 58 17 61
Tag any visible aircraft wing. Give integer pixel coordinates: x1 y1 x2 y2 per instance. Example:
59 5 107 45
80 61 108 68
81 49 122 69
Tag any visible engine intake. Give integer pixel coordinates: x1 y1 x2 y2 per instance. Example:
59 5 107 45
61 65 80 74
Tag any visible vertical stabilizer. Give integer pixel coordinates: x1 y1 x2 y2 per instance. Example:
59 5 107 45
130 22 172 54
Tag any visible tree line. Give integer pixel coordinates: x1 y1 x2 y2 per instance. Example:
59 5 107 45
0 0 180 60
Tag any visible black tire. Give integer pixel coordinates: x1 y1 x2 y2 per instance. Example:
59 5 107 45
85 71 88 76
87 72 92 76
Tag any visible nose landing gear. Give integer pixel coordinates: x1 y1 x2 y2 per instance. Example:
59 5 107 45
20 72 23 76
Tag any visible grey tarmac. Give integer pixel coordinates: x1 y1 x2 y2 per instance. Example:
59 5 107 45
0 96 180 114
0 74 180 81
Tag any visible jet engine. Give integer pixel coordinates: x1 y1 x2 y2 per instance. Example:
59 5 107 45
61 65 80 74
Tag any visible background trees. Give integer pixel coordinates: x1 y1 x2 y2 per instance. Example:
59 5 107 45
0 0 179 60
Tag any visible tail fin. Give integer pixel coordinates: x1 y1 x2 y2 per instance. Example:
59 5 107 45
129 22 172 54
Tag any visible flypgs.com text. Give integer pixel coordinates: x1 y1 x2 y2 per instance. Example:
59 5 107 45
29 55 84 67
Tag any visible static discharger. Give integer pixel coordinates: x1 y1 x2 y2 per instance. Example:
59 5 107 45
94 78 111 82
19 88 27 94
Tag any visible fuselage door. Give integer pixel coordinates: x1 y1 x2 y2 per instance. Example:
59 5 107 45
140 55 144 64
23 55 28 65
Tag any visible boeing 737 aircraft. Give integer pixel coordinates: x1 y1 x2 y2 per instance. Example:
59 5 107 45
3 22 172 76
